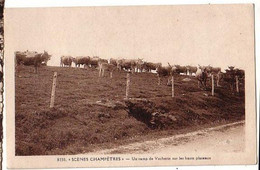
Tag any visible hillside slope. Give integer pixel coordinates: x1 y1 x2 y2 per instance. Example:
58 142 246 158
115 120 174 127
15 66 245 155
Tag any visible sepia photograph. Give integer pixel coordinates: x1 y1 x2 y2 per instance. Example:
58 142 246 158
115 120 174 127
4 3 256 169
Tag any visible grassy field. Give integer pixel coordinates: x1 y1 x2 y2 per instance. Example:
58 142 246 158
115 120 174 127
15 65 245 155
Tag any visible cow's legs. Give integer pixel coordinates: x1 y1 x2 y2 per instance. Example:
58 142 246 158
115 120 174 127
110 72 113 78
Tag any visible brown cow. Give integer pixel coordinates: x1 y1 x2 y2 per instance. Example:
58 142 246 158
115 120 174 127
195 65 209 89
89 56 100 68
60 56 73 67
72 56 90 68
156 63 177 85
15 50 51 73
98 61 116 78
206 65 221 86
175 65 187 75
116 58 143 73
142 62 162 72
116 59 135 73
109 58 118 67
186 65 197 76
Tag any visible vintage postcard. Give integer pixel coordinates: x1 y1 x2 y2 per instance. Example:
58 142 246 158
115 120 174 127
4 4 256 169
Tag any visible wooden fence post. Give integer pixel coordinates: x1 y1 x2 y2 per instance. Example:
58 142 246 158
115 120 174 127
126 73 130 99
99 67 102 77
211 74 214 96
236 76 239 93
172 76 174 97
50 72 57 108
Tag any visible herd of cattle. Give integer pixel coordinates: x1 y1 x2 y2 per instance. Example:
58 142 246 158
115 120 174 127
60 55 244 91
15 51 245 92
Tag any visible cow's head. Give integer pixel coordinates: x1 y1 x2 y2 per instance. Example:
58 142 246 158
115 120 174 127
198 65 207 72
228 66 235 70
41 51 51 64
71 57 76 62
135 58 144 65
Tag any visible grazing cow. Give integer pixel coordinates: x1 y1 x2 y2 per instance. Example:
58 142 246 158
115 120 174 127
89 56 100 68
142 62 162 72
116 58 144 73
186 65 197 76
116 59 135 73
98 61 116 78
60 56 73 67
15 50 51 73
175 65 187 75
195 65 209 89
72 56 90 68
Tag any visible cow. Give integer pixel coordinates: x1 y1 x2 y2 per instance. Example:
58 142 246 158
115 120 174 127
15 50 51 73
195 65 209 89
205 66 221 86
89 56 100 68
72 56 90 68
174 65 187 75
208 66 221 75
116 59 135 73
135 58 144 72
99 58 108 64
98 61 116 78
116 58 143 73
156 63 177 85
109 58 118 67
186 65 197 76
60 56 73 67
142 62 162 72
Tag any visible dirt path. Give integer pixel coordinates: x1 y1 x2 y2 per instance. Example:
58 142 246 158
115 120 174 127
89 121 245 154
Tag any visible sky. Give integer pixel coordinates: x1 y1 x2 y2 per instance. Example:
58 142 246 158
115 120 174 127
4 4 254 70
